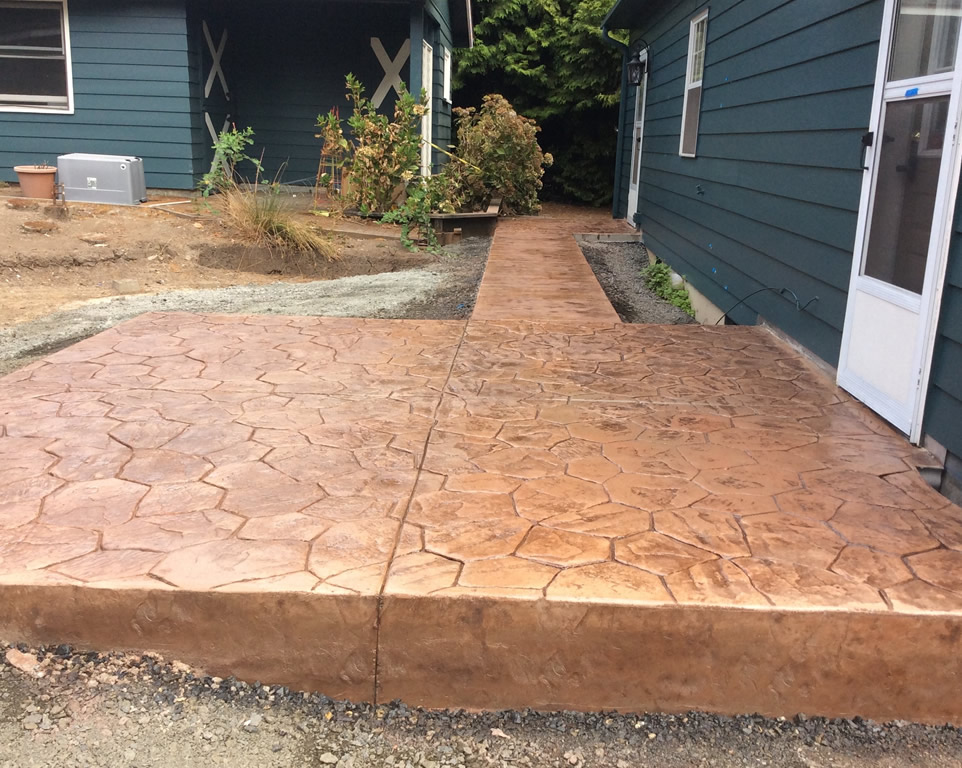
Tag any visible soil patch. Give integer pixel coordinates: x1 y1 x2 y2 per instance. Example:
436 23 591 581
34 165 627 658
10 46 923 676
579 240 696 324
196 240 433 278
0 195 489 377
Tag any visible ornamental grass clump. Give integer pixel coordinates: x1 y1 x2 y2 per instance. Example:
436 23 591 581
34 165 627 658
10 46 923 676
221 184 337 263
204 127 336 262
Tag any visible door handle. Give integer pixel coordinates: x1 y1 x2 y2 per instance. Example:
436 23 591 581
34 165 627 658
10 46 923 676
860 131 874 170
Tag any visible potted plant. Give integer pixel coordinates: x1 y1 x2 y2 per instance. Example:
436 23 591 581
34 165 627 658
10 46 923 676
14 162 57 200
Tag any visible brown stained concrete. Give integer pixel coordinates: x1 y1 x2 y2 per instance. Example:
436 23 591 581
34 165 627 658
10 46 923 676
377 596 962 723
0 585 378 701
0 214 961 722
471 215 625 323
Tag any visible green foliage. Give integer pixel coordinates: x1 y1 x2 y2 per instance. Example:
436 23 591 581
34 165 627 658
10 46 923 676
316 74 425 215
442 94 552 215
641 261 695 317
200 126 264 196
454 0 621 205
380 179 440 252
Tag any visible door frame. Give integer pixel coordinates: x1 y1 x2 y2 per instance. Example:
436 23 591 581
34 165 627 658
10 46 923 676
837 0 962 442
626 48 648 225
420 40 434 176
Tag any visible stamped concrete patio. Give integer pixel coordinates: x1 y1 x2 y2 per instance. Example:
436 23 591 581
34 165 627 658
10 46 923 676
1 213 961 724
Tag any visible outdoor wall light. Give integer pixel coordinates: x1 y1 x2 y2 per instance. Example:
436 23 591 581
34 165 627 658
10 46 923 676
627 51 646 86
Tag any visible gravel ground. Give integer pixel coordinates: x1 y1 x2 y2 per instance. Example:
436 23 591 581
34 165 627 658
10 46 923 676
2 644 961 768
0 237 488 377
578 241 696 325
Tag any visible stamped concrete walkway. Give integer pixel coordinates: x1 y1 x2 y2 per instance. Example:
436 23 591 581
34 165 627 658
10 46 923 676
1 215 961 724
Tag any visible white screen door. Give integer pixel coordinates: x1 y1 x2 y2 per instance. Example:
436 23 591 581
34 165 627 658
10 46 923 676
421 41 433 176
626 50 648 225
838 0 962 440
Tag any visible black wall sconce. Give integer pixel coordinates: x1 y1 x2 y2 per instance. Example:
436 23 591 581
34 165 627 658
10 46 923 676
626 40 650 86
627 51 645 86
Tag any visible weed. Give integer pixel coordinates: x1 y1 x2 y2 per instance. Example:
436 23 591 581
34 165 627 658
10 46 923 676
381 179 440 252
202 126 336 262
200 127 264 196
641 261 694 317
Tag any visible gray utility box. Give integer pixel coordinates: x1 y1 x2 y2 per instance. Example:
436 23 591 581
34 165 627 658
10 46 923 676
57 153 147 205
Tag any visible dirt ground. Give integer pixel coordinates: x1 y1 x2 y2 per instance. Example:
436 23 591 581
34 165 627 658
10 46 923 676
0 193 489 376
0 194 437 328
579 240 696 325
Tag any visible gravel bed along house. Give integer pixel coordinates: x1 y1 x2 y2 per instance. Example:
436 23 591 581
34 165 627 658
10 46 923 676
578 240 696 325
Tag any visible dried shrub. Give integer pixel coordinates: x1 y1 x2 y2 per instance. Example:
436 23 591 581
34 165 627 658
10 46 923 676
443 94 553 215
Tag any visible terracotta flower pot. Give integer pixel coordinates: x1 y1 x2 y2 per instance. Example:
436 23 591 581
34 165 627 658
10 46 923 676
14 165 57 200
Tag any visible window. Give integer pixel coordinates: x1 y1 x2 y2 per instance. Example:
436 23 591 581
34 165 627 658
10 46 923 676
0 0 72 112
443 47 452 103
679 9 708 157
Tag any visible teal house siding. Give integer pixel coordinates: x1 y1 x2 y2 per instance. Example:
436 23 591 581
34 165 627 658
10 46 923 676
2 0 470 190
198 0 414 185
614 0 884 365
0 0 196 189
926 200 962 460
424 21 452 173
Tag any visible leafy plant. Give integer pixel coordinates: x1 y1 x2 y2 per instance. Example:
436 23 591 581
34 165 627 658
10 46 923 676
200 126 264 196
317 74 425 215
380 178 440 252
641 260 695 317
314 109 351 212
443 94 552 215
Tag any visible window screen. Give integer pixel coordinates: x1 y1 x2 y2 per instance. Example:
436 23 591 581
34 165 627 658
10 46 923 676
679 11 708 157
0 1 70 110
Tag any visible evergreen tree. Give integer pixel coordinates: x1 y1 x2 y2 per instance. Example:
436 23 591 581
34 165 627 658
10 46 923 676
455 0 622 206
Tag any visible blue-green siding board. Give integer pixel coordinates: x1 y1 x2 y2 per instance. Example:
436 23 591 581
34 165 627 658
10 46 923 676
0 0 196 189
927 192 962 457
193 0 413 184
1 0 455 189
621 0 883 369
425 19 453 173
412 0 457 171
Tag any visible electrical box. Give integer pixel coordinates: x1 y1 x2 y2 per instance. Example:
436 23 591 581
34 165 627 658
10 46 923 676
57 153 148 205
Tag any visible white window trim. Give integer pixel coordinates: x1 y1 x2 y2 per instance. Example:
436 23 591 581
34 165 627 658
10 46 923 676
443 47 452 103
0 0 75 114
678 8 708 158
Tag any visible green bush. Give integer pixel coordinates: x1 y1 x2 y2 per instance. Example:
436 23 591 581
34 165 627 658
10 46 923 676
199 126 263 196
641 260 695 317
317 74 424 215
444 94 552 215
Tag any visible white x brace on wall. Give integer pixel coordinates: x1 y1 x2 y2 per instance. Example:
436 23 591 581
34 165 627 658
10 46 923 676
203 21 231 173
370 37 411 108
